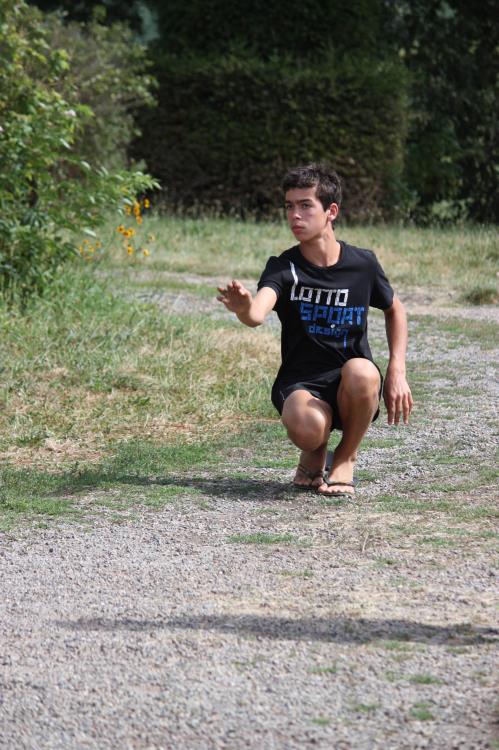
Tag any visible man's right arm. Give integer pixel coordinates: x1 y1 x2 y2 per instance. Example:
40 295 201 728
217 281 277 327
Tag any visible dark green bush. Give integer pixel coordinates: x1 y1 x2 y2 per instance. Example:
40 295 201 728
134 52 408 221
150 0 385 60
385 0 498 224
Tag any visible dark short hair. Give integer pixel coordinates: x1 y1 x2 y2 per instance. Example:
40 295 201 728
282 163 342 210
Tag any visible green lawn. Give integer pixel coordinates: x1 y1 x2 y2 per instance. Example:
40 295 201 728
102 215 498 302
0 216 497 526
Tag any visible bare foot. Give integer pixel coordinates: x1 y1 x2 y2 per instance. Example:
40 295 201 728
318 453 356 496
293 446 327 488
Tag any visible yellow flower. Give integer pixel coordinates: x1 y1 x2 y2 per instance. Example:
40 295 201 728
125 206 132 216
147 234 156 242
144 198 150 209
127 245 134 255
136 216 143 225
95 241 102 249
143 248 150 257
117 225 125 234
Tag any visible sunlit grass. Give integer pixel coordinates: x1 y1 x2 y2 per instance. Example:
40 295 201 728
0 267 278 470
1 217 497 526
101 215 498 302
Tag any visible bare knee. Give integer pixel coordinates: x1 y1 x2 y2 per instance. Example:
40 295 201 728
285 422 322 451
340 358 380 399
283 411 324 451
282 391 331 451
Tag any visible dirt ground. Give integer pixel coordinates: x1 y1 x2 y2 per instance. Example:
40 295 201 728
1 280 498 749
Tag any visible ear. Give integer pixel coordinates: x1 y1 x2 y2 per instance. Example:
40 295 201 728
326 203 339 222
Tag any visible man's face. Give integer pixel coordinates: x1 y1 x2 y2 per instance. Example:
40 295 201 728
284 186 338 242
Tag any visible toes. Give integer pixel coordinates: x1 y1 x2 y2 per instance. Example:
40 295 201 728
318 480 355 496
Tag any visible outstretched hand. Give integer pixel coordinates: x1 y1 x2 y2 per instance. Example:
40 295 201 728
217 280 252 314
383 367 413 425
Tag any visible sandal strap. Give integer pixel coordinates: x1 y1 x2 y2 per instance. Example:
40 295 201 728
297 463 324 480
322 479 355 488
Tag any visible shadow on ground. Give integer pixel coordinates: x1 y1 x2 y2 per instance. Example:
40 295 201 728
57 614 498 646
117 473 295 501
54 470 296 503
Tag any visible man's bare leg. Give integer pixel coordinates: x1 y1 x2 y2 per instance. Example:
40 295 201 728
318 358 381 495
281 390 333 487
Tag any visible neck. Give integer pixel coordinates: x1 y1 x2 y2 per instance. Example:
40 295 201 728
300 226 340 267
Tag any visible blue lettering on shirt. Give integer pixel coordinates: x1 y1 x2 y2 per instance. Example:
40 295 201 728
302 304 366 349
312 305 329 322
300 302 313 321
302 305 365 328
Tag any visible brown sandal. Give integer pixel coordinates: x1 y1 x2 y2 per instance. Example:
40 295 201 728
317 480 355 498
293 463 325 491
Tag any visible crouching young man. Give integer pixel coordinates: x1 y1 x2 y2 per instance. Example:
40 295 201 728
217 163 413 496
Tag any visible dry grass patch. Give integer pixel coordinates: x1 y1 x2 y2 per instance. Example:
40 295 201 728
0 270 279 471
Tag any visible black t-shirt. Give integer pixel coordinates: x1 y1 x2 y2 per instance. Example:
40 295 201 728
257 241 394 383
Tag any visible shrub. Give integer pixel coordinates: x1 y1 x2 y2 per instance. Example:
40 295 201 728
151 0 386 60
0 0 158 303
133 52 408 221
42 9 157 171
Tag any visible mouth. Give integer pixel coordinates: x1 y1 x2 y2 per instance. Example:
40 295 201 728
292 225 305 232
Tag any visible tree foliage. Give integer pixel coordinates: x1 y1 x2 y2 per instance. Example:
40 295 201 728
42 10 157 170
24 0 499 223
384 0 498 222
0 0 158 302
26 0 145 28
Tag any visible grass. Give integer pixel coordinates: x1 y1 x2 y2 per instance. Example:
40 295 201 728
310 716 331 726
0 268 278 461
409 673 444 685
373 495 430 512
280 568 314 578
351 703 379 714
418 536 458 548
384 670 402 683
411 314 499 350
379 640 414 652
102 216 498 302
462 284 498 305
0 217 497 527
372 491 498 521
227 532 299 545
0 440 211 529
409 702 435 721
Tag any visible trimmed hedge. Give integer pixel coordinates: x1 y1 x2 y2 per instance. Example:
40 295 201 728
151 0 385 60
133 53 408 221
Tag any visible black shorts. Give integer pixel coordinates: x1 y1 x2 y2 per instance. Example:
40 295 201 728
271 363 383 431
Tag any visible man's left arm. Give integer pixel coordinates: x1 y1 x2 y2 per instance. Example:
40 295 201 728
383 295 414 425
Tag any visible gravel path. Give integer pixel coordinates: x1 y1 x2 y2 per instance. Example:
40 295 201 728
1 281 498 750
